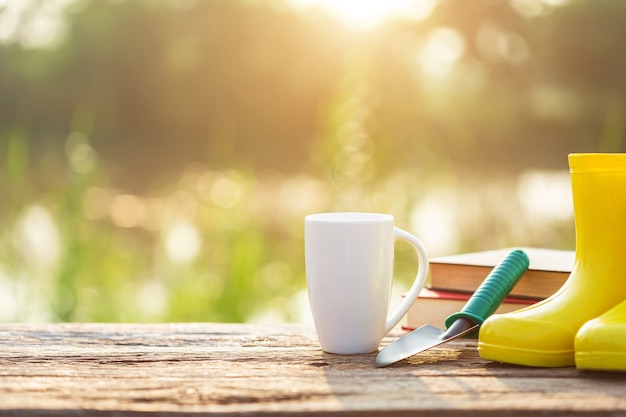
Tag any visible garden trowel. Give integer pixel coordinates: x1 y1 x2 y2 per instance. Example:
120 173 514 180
375 249 529 368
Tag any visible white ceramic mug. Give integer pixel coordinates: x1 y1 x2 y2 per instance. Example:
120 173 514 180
305 212 429 354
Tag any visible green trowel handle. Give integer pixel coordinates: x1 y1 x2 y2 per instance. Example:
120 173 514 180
444 249 530 329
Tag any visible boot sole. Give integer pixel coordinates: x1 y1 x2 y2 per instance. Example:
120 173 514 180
576 351 626 371
479 342 574 367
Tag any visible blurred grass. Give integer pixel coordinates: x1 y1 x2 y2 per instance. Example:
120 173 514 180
0 0 601 323
0 129 575 323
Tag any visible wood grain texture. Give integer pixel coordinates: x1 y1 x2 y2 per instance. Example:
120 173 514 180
0 322 624 416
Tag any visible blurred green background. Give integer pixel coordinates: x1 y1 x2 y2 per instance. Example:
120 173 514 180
1 0 622 323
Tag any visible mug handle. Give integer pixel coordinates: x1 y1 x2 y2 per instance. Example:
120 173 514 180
384 227 429 334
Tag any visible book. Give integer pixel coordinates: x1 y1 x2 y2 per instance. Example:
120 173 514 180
427 247 575 300
403 288 537 331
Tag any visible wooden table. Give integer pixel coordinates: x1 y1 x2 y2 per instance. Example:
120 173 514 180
0 322 625 416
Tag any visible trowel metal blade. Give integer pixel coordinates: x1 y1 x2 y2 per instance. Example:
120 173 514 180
375 323 479 368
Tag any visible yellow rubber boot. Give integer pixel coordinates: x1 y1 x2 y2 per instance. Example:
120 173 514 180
575 299 626 371
478 153 626 367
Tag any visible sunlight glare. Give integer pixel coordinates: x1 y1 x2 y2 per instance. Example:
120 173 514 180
0 0 74 48
418 27 466 79
517 170 573 222
165 220 202 264
410 192 459 256
510 0 570 18
13 204 62 270
287 0 437 31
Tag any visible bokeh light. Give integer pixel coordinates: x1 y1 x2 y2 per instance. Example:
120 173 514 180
1 0 620 323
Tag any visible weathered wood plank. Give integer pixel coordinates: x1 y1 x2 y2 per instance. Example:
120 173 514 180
0 323 624 416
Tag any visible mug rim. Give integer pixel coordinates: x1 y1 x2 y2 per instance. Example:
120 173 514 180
305 212 393 222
